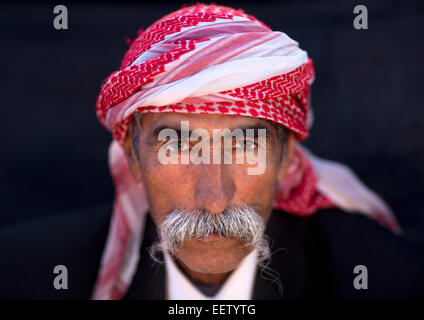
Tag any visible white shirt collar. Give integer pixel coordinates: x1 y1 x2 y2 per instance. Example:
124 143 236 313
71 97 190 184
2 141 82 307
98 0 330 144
164 248 258 300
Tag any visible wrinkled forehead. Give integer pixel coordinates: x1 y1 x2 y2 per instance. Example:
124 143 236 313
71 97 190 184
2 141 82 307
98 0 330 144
134 112 277 135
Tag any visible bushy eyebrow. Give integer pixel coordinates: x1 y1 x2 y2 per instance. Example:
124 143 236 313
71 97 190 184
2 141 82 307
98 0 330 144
225 124 275 142
150 123 275 141
150 125 191 139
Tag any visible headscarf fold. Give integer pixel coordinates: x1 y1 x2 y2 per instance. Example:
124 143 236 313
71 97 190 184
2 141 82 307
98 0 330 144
92 4 400 300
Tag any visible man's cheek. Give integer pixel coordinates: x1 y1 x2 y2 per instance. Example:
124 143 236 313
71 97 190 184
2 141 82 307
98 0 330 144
235 164 278 199
143 164 195 206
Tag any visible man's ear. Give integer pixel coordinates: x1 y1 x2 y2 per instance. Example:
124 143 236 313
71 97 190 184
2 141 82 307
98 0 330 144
122 125 143 184
276 131 296 183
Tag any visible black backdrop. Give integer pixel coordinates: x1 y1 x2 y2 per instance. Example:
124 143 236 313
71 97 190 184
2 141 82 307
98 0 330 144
1 0 423 248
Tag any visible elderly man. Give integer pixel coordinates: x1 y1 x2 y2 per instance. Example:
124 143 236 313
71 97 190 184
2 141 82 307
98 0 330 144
1 4 423 300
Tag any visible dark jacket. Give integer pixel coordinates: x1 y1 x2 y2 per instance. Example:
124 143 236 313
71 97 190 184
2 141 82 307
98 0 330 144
1 203 423 300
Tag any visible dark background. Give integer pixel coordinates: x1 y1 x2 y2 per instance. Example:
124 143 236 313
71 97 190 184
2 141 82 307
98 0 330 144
1 0 423 248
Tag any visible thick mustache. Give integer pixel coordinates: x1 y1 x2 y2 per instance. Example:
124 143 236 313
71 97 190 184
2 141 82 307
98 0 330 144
159 205 265 251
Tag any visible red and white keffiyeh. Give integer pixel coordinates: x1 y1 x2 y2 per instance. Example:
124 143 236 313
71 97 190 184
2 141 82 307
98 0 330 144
92 4 401 300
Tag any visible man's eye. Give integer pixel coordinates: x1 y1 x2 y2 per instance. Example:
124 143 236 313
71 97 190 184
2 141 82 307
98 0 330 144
234 139 257 151
168 139 190 152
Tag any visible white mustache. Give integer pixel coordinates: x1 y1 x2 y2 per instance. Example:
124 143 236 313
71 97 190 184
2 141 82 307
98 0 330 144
159 204 265 251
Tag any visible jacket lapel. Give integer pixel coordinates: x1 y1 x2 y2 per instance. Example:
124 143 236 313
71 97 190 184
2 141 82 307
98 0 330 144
252 211 311 299
124 215 166 300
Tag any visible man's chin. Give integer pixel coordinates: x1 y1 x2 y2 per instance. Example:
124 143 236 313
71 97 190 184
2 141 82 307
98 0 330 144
172 238 254 274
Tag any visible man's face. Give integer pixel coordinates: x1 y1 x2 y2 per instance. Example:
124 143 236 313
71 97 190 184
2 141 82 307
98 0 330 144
123 112 293 277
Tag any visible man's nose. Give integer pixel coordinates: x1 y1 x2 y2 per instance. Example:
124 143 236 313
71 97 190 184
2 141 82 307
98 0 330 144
194 164 235 214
